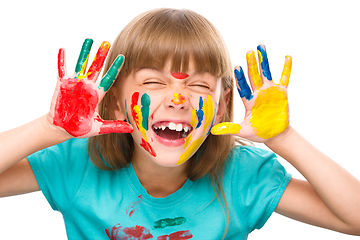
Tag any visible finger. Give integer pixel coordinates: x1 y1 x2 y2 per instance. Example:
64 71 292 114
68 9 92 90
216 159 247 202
74 38 94 79
280 55 292 87
99 55 125 92
246 50 263 90
86 41 111 81
211 122 242 135
57 48 67 79
234 66 253 101
257 45 273 81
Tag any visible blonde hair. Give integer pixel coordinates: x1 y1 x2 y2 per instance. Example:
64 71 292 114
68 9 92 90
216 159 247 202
88 8 248 238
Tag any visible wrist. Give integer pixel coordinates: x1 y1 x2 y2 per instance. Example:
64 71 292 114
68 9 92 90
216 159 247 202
264 125 293 149
39 114 72 146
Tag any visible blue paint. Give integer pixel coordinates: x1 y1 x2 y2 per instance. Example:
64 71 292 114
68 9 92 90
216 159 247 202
235 67 253 101
257 45 272 81
195 96 204 129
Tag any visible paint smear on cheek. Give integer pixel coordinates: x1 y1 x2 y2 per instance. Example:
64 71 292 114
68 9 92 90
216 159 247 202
195 97 204 129
141 93 150 130
131 92 156 157
177 136 203 165
184 109 198 149
250 86 289 139
53 79 98 137
202 95 214 133
140 138 156 157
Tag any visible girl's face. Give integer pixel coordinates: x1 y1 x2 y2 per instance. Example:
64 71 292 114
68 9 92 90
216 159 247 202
114 61 225 167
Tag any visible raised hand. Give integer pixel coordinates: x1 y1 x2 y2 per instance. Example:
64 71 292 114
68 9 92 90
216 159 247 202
50 39 133 138
211 45 292 143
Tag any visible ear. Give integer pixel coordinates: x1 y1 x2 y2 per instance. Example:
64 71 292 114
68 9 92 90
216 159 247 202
214 87 231 125
112 90 127 121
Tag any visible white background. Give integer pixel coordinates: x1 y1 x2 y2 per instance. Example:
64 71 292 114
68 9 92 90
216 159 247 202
0 0 359 239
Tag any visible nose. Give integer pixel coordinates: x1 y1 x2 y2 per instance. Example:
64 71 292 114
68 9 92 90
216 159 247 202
166 92 189 110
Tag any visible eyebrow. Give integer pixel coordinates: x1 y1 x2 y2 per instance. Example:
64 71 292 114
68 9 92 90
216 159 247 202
135 67 160 73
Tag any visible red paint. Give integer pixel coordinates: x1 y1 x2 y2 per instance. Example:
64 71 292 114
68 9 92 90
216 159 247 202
53 78 98 137
95 115 133 134
158 230 193 240
125 195 143 217
131 92 140 130
171 72 189 79
105 224 153 240
140 138 157 157
58 48 66 79
123 225 153 239
171 93 186 105
87 41 110 80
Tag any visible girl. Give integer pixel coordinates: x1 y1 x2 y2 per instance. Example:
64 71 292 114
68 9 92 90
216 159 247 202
1 8 360 240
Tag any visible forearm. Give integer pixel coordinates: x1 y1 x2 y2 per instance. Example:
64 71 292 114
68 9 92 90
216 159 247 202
266 126 360 228
0 114 70 174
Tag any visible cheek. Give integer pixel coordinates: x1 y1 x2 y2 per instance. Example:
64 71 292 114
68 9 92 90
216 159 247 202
191 95 217 133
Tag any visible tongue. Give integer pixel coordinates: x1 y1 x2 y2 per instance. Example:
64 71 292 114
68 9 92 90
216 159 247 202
157 128 183 140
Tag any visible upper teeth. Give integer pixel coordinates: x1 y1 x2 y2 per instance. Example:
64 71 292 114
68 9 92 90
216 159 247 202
154 122 190 132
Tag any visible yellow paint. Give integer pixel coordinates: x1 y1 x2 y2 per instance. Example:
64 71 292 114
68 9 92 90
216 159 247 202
171 93 186 105
133 105 148 142
202 95 214 133
177 136 203 165
211 122 242 135
280 55 292 87
250 86 289 139
246 51 262 89
77 56 89 81
184 133 192 149
190 109 197 129
257 50 263 63
183 109 199 149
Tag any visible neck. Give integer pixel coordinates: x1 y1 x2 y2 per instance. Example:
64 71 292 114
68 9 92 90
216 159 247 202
132 152 189 198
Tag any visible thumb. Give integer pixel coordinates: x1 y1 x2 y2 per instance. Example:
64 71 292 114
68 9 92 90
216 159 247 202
211 122 242 135
96 117 133 134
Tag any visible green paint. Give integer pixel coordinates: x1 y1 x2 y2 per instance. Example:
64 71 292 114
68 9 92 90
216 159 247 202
99 55 124 92
154 217 186 229
141 93 150 131
75 39 93 76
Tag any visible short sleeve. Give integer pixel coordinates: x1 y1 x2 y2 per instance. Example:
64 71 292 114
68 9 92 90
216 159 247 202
27 138 89 213
227 146 291 232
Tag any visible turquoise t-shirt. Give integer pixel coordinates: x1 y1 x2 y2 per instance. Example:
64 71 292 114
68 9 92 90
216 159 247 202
28 138 291 239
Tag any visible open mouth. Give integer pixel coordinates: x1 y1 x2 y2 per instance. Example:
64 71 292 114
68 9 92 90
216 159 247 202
152 121 193 140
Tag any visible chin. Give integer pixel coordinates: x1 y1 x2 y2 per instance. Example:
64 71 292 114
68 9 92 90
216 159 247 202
147 147 192 167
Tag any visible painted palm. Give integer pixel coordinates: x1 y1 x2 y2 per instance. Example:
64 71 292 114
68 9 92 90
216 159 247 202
212 45 292 143
51 39 133 137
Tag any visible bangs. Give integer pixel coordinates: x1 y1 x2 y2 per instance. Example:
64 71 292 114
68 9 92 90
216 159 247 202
109 8 231 78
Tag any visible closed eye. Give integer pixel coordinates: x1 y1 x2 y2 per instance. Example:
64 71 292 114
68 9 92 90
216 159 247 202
143 80 166 86
189 84 210 89
143 81 165 85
